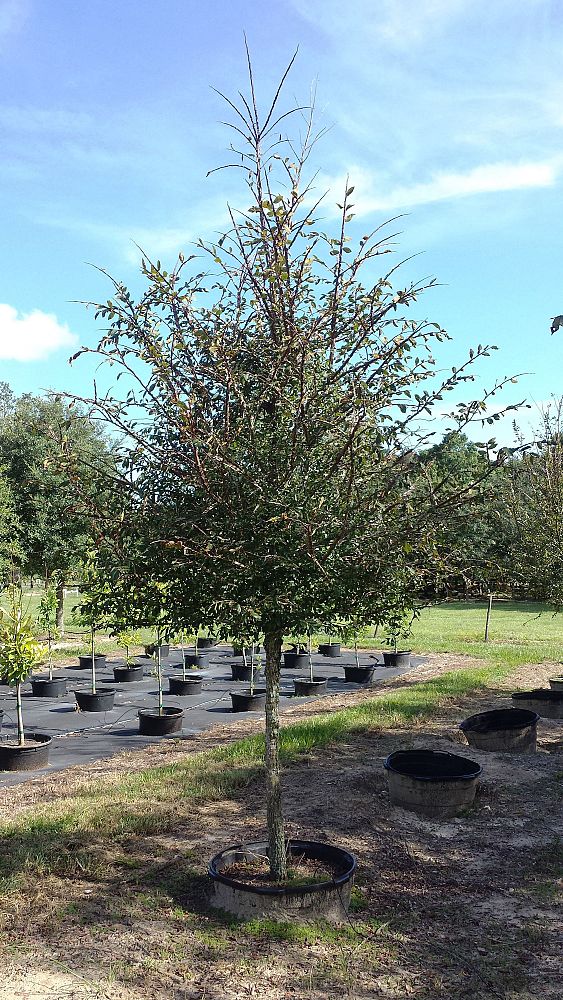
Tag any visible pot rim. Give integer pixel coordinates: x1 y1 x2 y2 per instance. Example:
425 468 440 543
0 732 52 750
229 688 267 698
138 706 184 719
74 687 116 696
460 708 540 732
209 838 356 896
512 689 563 702
384 749 482 782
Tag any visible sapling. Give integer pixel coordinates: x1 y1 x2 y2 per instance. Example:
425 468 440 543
36 583 59 681
0 587 41 745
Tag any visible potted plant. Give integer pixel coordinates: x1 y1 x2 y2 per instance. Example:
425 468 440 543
183 628 210 669
283 637 309 669
382 609 415 668
230 635 264 682
0 586 52 770
139 630 184 734
32 581 68 697
72 589 115 712
343 625 376 684
112 627 144 683
294 633 327 696
318 629 341 658
169 628 204 695
230 643 266 712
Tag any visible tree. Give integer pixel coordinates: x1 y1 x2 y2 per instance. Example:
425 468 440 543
0 469 20 583
0 393 114 629
72 56 517 880
0 586 41 745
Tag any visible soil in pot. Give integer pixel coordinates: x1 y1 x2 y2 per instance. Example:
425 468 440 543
460 708 539 752
230 662 263 682
549 676 563 692
230 689 267 712
511 689 563 720
113 664 144 683
75 688 116 713
283 651 309 669
384 749 482 817
382 650 411 668
31 676 68 698
169 675 203 696
77 654 106 670
0 733 52 771
293 677 328 696
343 664 375 684
209 839 356 923
138 706 184 736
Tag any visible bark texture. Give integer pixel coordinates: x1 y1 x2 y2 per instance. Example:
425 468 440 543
264 630 287 881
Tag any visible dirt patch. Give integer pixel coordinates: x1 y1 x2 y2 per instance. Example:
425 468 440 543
0 655 561 999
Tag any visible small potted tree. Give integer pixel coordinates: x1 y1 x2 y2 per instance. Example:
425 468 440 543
230 634 264 682
72 588 115 712
139 623 184 734
343 623 376 684
283 636 309 669
112 626 144 683
294 633 327 695
0 586 52 770
169 627 204 695
230 641 266 711
32 581 68 697
382 609 415 668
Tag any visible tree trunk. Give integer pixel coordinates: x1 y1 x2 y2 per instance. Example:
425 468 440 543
91 628 97 694
16 681 24 746
56 577 65 635
264 630 287 882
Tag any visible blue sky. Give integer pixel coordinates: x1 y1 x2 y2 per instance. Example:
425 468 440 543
0 0 562 443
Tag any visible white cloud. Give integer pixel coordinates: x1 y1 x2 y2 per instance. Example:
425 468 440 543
0 304 77 362
318 159 560 218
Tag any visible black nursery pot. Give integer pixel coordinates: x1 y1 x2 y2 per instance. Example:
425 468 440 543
384 749 482 817
283 651 309 669
209 839 357 923
230 662 262 682
75 688 116 713
197 637 216 649
144 643 170 658
138 706 184 736
511 689 563 720
113 664 144 683
460 708 539 752
230 689 267 712
77 654 107 670
31 676 68 698
0 733 52 772
169 675 203 696
233 644 261 657
343 664 375 684
293 677 328 697
320 643 341 658
382 650 412 668
183 652 209 668
0 709 3 734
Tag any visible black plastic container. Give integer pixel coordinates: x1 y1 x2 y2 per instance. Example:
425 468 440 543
460 708 539 752
77 654 106 670
0 733 52 771
145 643 170 658
283 651 309 669
230 689 267 712
209 839 356 922
169 675 203 696
197 637 216 649
384 749 482 816
183 652 209 668
511 689 563 720
233 644 261 657
382 650 411 668
319 643 341 658
293 677 328 696
0 709 3 734
31 676 68 698
549 676 563 691
113 664 144 683
230 662 262 682
343 664 375 684
75 688 116 713
138 706 184 735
